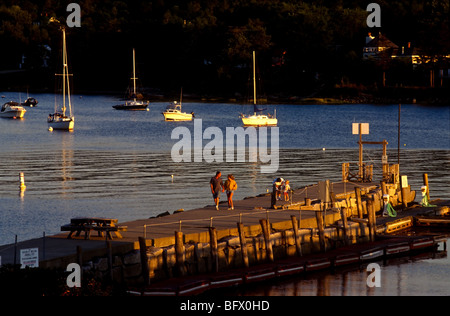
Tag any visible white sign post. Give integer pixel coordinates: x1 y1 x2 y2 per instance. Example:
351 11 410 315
353 123 370 181
20 248 39 269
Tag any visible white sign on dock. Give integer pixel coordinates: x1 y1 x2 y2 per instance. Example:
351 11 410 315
20 248 39 269
352 123 369 135
401 175 409 189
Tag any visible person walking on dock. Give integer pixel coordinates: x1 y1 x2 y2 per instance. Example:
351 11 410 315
283 180 291 201
210 171 224 210
273 177 284 201
224 174 238 210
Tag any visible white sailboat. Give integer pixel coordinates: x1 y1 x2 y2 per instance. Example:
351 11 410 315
162 89 194 121
48 27 74 131
241 51 277 127
113 49 149 111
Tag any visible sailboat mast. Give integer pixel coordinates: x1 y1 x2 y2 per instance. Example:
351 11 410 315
64 29 72 117
253 51 257 107
132 48 137 102
62 28 66 116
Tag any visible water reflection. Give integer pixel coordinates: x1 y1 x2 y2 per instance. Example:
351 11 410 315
60 132 74 197
219 244 448 296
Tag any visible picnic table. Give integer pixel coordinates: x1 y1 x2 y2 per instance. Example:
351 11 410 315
61 217 127 240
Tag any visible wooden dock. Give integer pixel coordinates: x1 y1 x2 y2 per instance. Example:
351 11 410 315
0 181 377 267
0 180 447 275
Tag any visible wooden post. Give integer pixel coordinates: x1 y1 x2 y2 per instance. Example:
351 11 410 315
259 219 274 262
138 237 150 285
305 198 311 206
315 210 326 252
423 173 430 201
367 198 376 242
209 227 219 272
340 207 350 246
290 215 302 257
355 187 363 218
175 231 187 276
358 123 363 181
237 223 249 268
194 243 202 274
381 181 387 196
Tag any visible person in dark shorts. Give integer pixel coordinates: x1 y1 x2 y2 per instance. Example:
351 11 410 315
210 171 224 210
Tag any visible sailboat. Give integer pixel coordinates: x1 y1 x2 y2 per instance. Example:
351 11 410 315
162 88 194 121
48 27 74 131
113 49 149 111
240 51 277 127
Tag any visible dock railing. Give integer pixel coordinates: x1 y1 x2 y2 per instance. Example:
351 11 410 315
142 208 291 239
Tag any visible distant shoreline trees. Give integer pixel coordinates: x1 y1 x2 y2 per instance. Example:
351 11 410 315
0 0 448 97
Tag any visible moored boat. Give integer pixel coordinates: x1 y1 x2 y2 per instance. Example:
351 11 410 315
241 51 277 127
21 97 38 107
162 102 194 121
48 27 75 131
113 49 149 111
0 101 26 119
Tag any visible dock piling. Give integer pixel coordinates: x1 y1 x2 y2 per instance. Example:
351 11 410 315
259 219 274 262
209 227 219 273
340 207 351 246
237 222 250 268
367 197 376 242
138 237 150 285
355 187 363 218
315 210 326 252
290 215 302 257
175 231 187 276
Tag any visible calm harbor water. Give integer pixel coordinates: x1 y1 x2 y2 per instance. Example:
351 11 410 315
0 93 448 295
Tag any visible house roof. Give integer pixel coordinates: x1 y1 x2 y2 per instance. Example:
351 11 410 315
365 34 399 49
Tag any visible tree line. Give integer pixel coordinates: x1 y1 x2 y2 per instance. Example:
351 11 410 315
1 0 449 98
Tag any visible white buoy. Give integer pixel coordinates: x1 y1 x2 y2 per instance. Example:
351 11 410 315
322 148 326 151
19 172 26 191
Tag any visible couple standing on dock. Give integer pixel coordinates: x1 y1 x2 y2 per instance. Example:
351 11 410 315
210 171 237 211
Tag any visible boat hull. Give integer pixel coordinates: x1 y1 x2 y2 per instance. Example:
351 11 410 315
48 117 74 131
113 101 149 111
0 109 26 119
242 115 277 127
113 105 149 111
163 111 193 121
